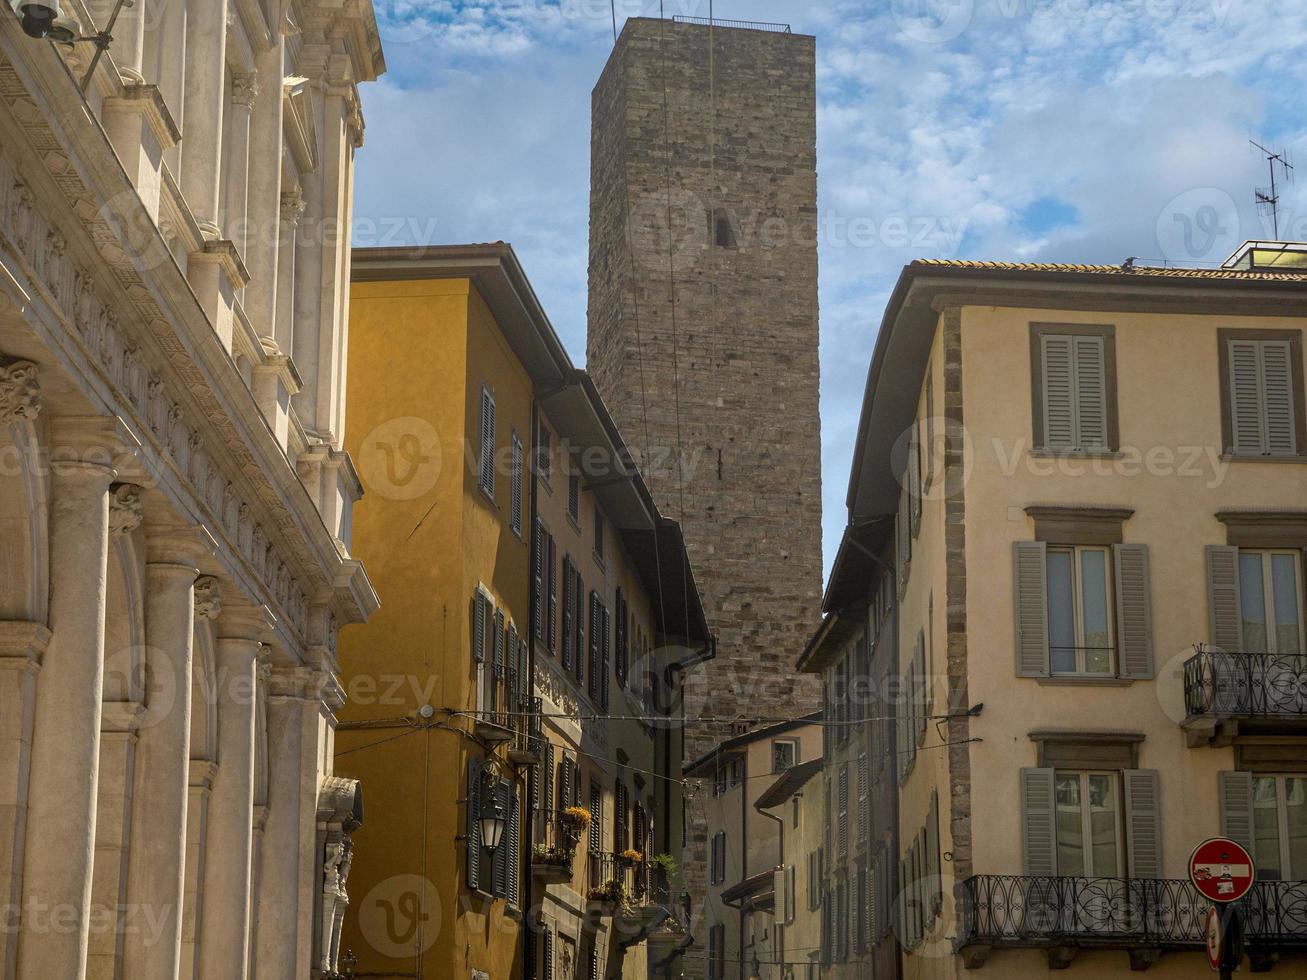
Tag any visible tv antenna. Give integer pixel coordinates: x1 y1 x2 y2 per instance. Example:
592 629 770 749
1250 139 1294 238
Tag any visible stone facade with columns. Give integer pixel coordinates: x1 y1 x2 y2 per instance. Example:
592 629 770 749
0 1 384 978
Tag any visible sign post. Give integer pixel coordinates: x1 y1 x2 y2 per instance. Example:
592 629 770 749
1189 838 1255 979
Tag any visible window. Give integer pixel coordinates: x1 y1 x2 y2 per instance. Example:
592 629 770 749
615 589 628 689
713 765 727 798
508 435 523 539
729 757 744 788
1221 331 1304 457
538 926 553 980
1054 771 1123 877
478 384 496 499
534 522 557 652
711 208 738 249
837 766 849 857
568 472 579 522
1252 775 1307 880
593 507 604 563
536 419 552 485
561 555 575 669
1046 545 1114 675
1031 325 1116 452
710 831 726 884
707 922 726 980
1239 550 1304 654
772 739 798 773
588 780 602 856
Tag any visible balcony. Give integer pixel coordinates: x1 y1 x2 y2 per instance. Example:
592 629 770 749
960 874 1307 970
474 686 542 758
530 812 577 885
508 696 544 765
1182 647 1307 745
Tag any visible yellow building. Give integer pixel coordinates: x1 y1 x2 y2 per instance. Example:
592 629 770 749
336 244 711 980
809 243 1307 978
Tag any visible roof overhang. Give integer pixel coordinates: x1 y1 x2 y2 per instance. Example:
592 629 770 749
754 758 822 810
683 713 822 777
721 868 777 908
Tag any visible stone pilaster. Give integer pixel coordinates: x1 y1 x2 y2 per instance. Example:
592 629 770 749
179 0 230 237
223 74 258 271
17 418 119 980
121 526 206 980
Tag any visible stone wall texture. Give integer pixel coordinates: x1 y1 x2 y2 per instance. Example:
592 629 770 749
586 18 823 961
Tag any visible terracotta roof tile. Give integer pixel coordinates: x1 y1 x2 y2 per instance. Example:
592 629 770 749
910 258 1307 282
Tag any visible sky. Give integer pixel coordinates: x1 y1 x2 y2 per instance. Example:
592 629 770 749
352 0 1307 580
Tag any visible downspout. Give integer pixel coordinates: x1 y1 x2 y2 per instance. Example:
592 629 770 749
521 397 540 980
755 800 785 975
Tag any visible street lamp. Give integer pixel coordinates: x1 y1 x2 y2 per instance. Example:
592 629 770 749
8 0 72 40
478 784 507 855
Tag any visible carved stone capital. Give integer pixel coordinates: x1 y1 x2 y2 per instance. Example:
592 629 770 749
0 360 41 424
109 483 144 536
194 576 222 620
280 190 306 225
231 73 259 110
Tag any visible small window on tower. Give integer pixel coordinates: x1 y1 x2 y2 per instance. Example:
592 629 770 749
711 208 739 249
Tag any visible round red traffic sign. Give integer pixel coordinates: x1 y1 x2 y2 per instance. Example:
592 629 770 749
1205 906 1222 971
1189 837 1255 903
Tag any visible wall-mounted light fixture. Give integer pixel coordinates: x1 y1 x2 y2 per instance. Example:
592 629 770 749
478 778 507 855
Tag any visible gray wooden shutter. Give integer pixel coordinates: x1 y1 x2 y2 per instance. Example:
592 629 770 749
547 534 558 651
472 592 487 662
1073 335 1108 449
1041 334 1075 449
492 779 510 897
1263 340 1297 456
467 758 482 891
600 605 610 710
493 609 505 679
1013 541 1050 676
1229 339 1266 454
574 572 585 684
507 787 521 907
1020 767 1057 876
540 927 553 980
1123 769 1162 878
909 423 922 536
561 557 573 668
510 434 522 535
913 633 927 744
1114 544 1154 679
1206 545 1243 650
1219 770 1254 851
480 386 496 495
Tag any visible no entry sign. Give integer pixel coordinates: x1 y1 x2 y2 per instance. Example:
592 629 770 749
1189 838 1255 903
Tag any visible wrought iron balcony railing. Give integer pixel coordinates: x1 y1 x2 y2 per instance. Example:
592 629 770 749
1183 647 1307 720
960 874 1307 961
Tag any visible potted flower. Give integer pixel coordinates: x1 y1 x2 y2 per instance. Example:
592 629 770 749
618 848 644 867
586 878 624 914
559 806 592 842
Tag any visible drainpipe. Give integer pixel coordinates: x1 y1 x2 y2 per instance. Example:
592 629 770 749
755 800 785 976
521 397 541 980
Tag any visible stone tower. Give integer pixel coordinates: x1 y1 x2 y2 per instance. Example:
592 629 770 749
587 15 822 949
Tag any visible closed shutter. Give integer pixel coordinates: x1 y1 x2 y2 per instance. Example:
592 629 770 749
479 386 496 495
572 761 582 807
507 624 519 701
600 605 610 710
1114 544 1154 678
925 366 935 485
506 786 521 906
909 423 922 536
533 522 545 640
558 758 570 820
539 741 553 813
574 573 585 683
615 589 627 687
587 593 599 701
540 927 553 980
926 791 940 918
589 782 601 855
838 766 849 857
1219 770 1255 851
510 434 523 536
1020 767 1057 876
1123 769 1162 878
1206 545 1243 650
857 754 869 848
492 779 510 898
914 632 927 745
472 591 488 663
547 534 557 652
1263 340 1297 455
897 481 911 595
493 610 505 681
1013 541 1050 676
561 557 573 668
1041 334 1075 448
1229 339 1266 454
467 758 483 891
1074 335 1108 449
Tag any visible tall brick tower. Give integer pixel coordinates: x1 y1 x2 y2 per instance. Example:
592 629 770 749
587 15 822 950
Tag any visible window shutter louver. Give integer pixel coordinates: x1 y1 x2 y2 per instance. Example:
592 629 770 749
507 624 519 701
1041 334 1076 449
558 758 569 820
1123 769 1162 878
600 605 610 710
492 779 510 898
838 766 849 857
1073 335 1108 449
1020 767 1058 876
540 928 553 980
1013 541 1050 676
510 434 523 536
1229 339 1267 454
589 782 602 855
493 610 505 680
914 633 927 745
926 791 940 918
533 522 545 641
1206 545 1243 650
587 593 599 701
480 387 496 496
574 573 585 684
1263 340 1296 455
561 557 573 667
547 535 557 652
1219 770 1255 852
467 759 483 891
507 787 521 906
1114 543 1154 678
572 762 581 807
909 423 922 536
857 754 869 848
473 592 487 663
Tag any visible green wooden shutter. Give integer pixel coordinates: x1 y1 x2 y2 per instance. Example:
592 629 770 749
1041 334 1075 448
510 434 523 535
1020 767 1057 876
472 592 487 662
1229 339 1266 454
493 609 505 679
1123 769 1162 878
533 521 545 640
1263 340 1297 456
467 758 482 891
540 927 553 980
1219 770 1254 851
507 787 521 907
1206 545 1243 650
1073 335 1108 449
1114 544 1154 678
1013 541 1050 676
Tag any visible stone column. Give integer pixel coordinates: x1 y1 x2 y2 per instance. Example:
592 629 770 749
196 605 268 980
222 74 258 273
252 670 311 978
292 154 325 436
114 0 147 83
120 524 205 980
17 419 119 980
275 188 304 357
244 37 286 339
180 0 229 238
0 622 50 980
152 0 186 176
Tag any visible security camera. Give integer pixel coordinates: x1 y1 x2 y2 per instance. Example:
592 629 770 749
9 0 63 39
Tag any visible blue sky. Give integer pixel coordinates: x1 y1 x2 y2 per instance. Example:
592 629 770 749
353 0 1307 579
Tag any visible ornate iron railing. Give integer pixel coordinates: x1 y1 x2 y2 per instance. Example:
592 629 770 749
671 15 792 33
961 875 1307 948
1183 647 1307 718
511 696 543 756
